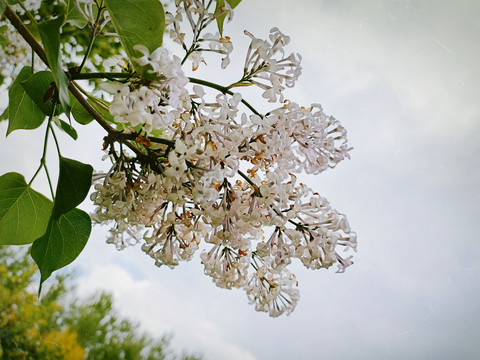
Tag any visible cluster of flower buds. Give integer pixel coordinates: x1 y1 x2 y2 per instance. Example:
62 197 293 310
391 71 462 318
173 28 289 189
90 0 356 317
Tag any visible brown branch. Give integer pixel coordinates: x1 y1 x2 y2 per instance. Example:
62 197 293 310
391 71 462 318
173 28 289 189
70 72 132 80
68 82 111 131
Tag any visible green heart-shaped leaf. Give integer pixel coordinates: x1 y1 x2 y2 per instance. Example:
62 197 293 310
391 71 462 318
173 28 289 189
31 208 91 291
7 66 46 135
21 70 56 116
0 172 53 245
52 157 93 219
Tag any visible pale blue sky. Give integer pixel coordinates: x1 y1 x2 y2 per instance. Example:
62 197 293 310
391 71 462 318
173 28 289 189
1 0 479 359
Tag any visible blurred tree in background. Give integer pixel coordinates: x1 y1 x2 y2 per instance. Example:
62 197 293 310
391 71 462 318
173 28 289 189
0 246 202 360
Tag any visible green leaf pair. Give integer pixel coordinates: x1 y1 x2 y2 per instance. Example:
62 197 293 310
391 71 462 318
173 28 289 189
0 157 93 291
7 66 46 135
0 173 52 246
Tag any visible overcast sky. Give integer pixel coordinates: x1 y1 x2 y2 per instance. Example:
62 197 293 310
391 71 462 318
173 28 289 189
1 0 479 359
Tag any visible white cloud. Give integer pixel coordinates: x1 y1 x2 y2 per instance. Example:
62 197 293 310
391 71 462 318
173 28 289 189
75 259 256 360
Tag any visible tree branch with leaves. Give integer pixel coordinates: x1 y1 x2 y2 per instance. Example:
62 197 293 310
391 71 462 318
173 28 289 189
0 0 356 317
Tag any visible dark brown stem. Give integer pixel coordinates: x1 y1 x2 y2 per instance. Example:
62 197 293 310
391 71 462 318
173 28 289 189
70 72 132 80
103 131 174 148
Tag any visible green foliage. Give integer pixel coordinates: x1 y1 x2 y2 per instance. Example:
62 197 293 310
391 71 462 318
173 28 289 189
37 15 71 116
64 290 204 360
64 293 168 360
7 66 46 135
0 246 203 360
0 157 93 287
31 156 93 289
0 173 53 246
0 246 85 360
104 0 165 77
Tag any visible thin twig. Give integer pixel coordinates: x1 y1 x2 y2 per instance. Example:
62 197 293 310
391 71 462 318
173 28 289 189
70 72 131 80
189 77 263 117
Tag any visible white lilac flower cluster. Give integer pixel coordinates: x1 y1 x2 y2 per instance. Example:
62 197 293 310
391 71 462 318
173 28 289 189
90 0 356 317
243 27 302 103
165 0 234 70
